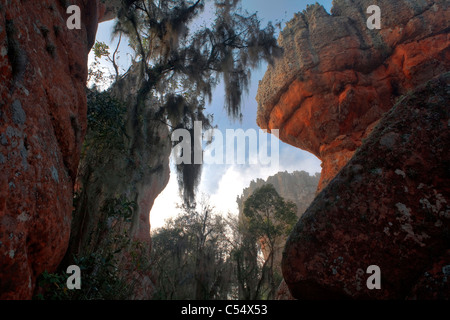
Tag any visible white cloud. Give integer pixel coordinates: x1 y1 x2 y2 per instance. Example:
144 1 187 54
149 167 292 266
204 150 321 216
150 148 321 230
150 166 180 230
93 10 325 232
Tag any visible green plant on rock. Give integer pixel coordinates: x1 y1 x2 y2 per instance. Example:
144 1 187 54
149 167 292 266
35 195 138 300
85 88 128 154
34 250 132 300
34 270 70 300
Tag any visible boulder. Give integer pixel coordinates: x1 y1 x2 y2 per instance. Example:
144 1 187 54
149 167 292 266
282 73 450 299
257 0 450 192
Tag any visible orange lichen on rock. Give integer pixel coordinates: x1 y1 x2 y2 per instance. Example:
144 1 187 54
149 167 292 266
282 73 450 299
257 0 450 300
257 0 450 192
0 0 102 299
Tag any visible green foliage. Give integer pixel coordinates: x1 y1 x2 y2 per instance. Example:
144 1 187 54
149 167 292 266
151 198 233 300
35 195 138 300
84 88 127 154
34 270 69 300
88 195 138 256
92 41 111 59
65 1 283 300
34 250 132 300
150 189 296 301
115 0 280 116
242 184 297 299
244 184 297 240
88 41 118 88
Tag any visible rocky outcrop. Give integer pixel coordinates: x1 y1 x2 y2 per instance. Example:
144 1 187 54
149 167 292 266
0 0 104 299
282 73 450 299
257 0 449 299
257 0 450 192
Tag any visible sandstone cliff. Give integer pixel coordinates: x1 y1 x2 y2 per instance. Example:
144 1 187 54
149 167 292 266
283 72 450 299
0 0 103 299
64 64 171 299
257 0 449 299
0 0 168 300
257 0 449 192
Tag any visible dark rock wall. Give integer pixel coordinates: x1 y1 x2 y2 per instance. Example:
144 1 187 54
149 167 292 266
0 0 102 299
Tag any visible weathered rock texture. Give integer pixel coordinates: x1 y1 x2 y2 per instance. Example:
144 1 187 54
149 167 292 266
0 0 104 299
283 72 450 299
256 0 450 192
257 0 450 298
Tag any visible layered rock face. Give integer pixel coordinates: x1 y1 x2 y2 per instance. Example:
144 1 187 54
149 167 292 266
257 0 449 299
1 0 172 300
257 0 450 192
283 73 450 299
0 1 103 299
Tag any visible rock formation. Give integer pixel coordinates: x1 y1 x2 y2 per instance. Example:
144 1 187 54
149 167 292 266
257 0 450 192
256 0 449 299
0 0 104 299
283 73 450 299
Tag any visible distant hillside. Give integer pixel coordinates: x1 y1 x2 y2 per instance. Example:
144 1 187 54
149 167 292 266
236 170 320 278
237 170 320 219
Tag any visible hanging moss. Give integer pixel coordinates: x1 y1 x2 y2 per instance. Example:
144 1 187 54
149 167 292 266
109 0 281 204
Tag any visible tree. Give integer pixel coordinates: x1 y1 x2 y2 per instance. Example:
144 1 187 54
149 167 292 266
88 39 122 88
151 197 233 300
113 0 281 204
227 213 263 300
243 184 297 299
69 0 282 299
150 187 297 301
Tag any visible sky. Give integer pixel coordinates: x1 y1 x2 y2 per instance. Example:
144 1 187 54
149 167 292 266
93 0 334 230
